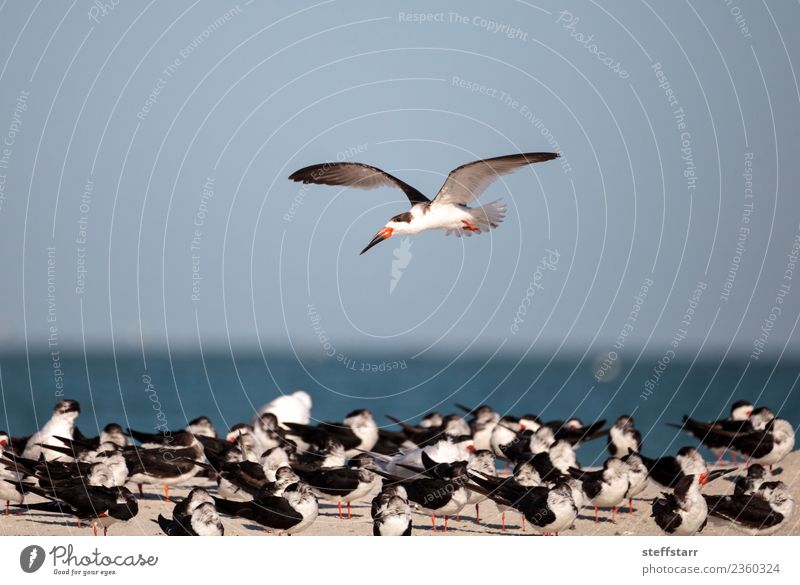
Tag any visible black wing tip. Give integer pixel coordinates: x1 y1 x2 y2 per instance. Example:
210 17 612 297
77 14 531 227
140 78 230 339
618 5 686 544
287 168 315 182
528 152 560 161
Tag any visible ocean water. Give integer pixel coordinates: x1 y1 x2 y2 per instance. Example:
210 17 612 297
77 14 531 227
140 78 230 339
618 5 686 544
0 351 797 466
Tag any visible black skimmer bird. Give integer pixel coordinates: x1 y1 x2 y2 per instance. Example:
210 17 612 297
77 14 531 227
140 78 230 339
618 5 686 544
568 457 629 523
733 464 768 496
371 484 412 536
292 453 377 520
669 400 753 462
455 403 499 451
621 452 648 512
285 409 379 457
490 417 528 463
216 460 299 502
525 451 570 485
608 415 642 457
465 449 495 522
289 152 559 254
123 433 207 501
419 412 444 428
19 483 138 536
547 441 579 473
214 482 319 535
384 434 474 478
255 390 312 426
38 437 130 487
469 472 579 535
639 446 732 489
158 501 223 536
722 416 795 470
0 429 28 456
386 413 470 448
1 432 26 514
748 406 777 430
372 460 471 532
261 445 297 481
651 474 711 535
293 439 346 470
252 413 286 453
546 418 607 447
705 481 795 535
22 400 80 461
62 423 132 451
157 488 223 536
464 458 537 531
185 416 218 438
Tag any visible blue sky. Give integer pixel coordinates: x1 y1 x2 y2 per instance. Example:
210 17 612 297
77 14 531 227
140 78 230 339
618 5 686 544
0 0 798 366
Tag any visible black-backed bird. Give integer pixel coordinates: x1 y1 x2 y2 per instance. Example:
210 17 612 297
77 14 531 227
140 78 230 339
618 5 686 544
704 481 794 535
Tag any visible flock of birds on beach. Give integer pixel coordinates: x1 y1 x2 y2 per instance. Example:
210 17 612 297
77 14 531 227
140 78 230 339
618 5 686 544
0 393 796 536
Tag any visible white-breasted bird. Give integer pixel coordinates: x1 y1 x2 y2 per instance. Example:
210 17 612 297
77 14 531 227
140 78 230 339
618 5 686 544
288 152 559 254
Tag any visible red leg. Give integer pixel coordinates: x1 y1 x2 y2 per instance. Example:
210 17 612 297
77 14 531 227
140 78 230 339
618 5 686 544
431 514 437 532
594 506 599 524
337 502 343 520
462 220 480 232
732 452 738 464
163 485 170 502
92 524 97 536
104 527 108 536
475 504 480 522
501 511 506 531
629 497 633 513
137 484 143 496
444 515 448 532
4 501 8 516
612 506 617 523
347 502 351 520
521 514 526 531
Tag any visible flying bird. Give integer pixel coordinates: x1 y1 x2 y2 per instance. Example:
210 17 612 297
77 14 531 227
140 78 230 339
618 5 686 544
288 152 560 254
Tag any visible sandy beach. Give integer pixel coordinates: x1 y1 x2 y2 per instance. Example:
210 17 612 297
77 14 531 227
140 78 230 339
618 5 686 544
2 451 799 537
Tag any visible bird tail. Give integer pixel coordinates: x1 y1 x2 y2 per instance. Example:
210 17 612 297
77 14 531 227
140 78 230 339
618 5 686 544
468 199 507 234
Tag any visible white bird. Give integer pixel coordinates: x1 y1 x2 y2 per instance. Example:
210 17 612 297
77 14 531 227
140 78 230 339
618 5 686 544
288 152 559 254
255 390 312 427
22 400 81 461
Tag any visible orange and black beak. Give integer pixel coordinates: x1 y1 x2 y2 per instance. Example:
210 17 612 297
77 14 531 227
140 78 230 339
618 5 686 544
360 226 393 255
699 468 735 485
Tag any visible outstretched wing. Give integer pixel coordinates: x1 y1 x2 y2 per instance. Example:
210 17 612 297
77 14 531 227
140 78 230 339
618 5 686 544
433 152 559 206
288 162 429 205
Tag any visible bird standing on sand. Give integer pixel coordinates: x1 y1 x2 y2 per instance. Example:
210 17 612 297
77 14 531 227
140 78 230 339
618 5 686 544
289 152 559 254
19 483 138 536
569 457 629 524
